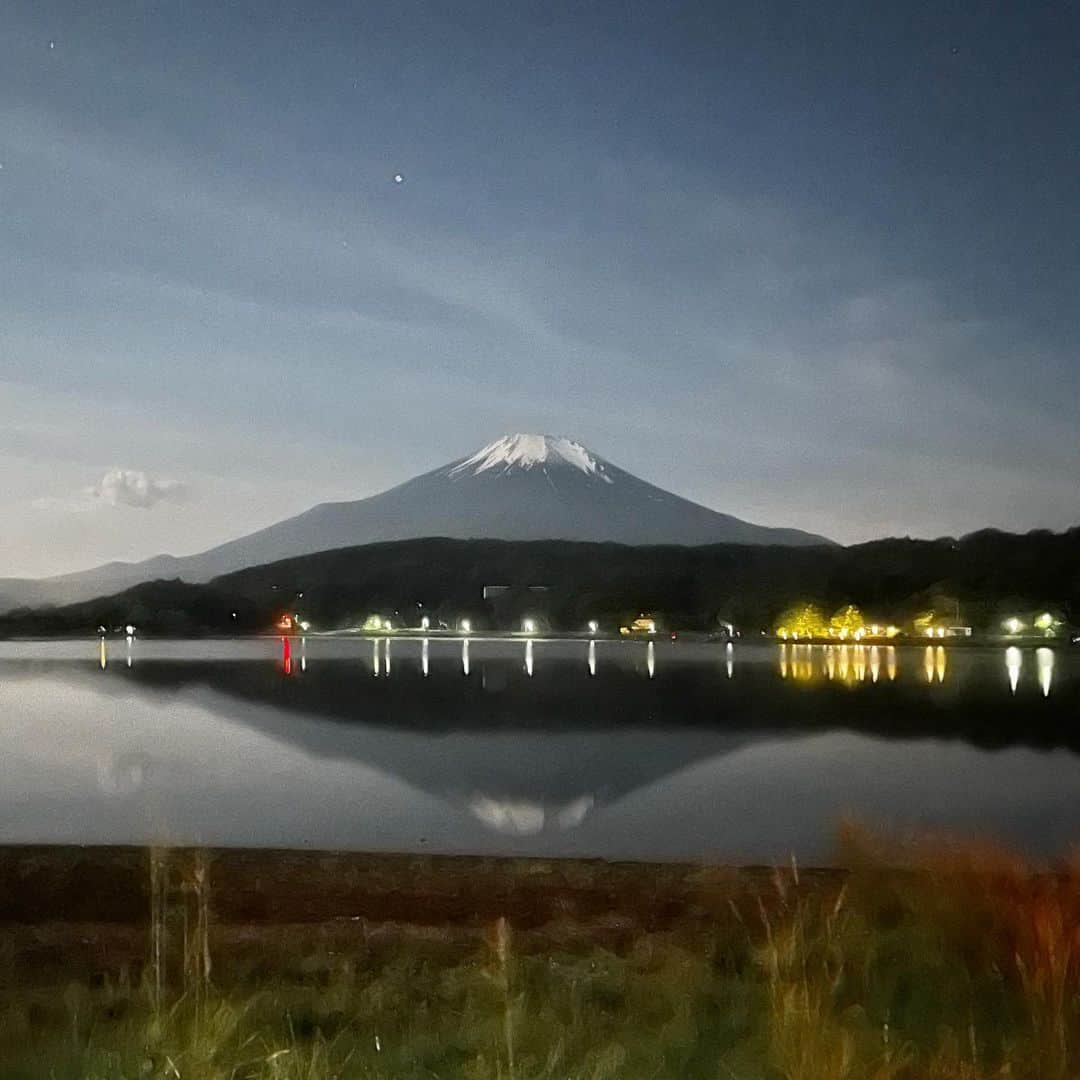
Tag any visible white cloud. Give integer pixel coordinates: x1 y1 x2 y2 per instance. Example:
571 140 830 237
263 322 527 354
87 468 188 509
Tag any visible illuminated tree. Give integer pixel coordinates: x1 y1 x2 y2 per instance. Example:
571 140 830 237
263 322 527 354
775 603 828 639
830 604 865 639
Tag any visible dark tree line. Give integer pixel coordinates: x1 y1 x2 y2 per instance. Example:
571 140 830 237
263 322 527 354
1 528 1078 637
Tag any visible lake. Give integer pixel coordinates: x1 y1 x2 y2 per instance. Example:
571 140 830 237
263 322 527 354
0 637 1077 863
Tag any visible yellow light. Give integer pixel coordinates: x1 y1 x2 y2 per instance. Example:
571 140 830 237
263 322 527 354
1006 646 1022 693
1037 647 1054 697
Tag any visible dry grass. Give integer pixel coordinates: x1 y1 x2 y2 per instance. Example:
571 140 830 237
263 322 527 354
0 834 1075 1077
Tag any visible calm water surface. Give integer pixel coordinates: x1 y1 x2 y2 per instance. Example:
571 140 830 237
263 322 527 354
0 637 1077 863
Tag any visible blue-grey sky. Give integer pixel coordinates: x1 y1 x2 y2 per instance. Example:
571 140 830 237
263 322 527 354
2 0 1079 576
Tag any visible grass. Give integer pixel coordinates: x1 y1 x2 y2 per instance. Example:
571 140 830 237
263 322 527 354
0 830 1075 1078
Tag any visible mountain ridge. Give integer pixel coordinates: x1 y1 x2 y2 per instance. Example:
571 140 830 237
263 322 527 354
0 434 832 612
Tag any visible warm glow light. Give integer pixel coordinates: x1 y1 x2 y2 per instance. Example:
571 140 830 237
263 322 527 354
420 615 430 630
460 619 472 634
522 618 537 634
1036 647 1054 697
853 644 866 681
1004 617 1024 636
1006 646 1022 693
776 603 828 640
647 640 655 678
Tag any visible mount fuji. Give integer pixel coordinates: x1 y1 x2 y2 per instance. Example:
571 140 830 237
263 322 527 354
0 435 831 611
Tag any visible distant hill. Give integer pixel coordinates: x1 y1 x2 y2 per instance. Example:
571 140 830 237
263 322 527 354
1 528 1078 637
0 434 831 613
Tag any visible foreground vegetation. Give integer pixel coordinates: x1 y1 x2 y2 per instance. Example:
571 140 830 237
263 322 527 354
0 832 1076 1078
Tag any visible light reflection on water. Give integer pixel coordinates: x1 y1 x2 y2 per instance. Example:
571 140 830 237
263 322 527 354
0 638 1077 862
99 635 1066 699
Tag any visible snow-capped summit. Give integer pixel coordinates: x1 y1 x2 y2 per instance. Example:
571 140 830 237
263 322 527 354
448 434 614 483
0 434 834 611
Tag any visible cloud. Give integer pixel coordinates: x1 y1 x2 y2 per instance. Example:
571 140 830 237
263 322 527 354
87 468 189 509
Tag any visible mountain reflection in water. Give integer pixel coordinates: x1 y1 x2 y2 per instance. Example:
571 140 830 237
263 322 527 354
0 639 1077 861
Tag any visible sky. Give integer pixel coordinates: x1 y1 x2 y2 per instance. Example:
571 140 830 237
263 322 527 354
2 0 1079 577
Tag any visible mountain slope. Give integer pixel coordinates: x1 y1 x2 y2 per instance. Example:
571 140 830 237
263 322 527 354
0 434 832 611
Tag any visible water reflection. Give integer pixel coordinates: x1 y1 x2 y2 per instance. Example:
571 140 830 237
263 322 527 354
524 638 534 677
1007 646 1022 694
371 638 380 677
726 641 734 679
1037 647 1054 698
384 637 391 678
647 640 655 679
99 636 107 670
774 642 956 688
13 637 1078 860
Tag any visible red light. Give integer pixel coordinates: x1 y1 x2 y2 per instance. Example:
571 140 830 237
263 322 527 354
281 635 292 675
